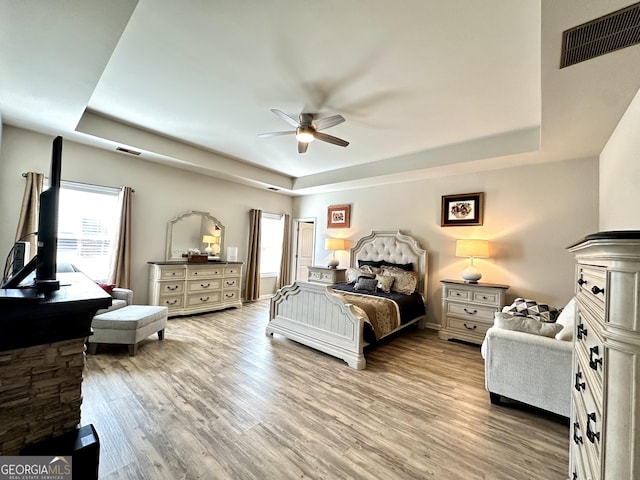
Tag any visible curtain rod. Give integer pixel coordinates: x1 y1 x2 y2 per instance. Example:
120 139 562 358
21 173 135 193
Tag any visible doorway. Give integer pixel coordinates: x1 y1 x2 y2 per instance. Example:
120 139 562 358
292 218 315 283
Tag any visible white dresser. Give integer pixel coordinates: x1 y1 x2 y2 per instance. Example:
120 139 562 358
439 279 509 344
567 231 640 480
148 261 243 317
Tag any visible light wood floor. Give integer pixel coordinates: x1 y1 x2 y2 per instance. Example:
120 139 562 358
81 300 569 480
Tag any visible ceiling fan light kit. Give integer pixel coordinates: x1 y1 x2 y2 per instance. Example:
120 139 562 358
259 108 349 153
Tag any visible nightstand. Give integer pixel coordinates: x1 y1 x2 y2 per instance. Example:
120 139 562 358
307 266 347 285
439 279 509 344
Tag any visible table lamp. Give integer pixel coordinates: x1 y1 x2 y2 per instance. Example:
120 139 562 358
456 239 489 283
202 235 216 255
325 238 347 269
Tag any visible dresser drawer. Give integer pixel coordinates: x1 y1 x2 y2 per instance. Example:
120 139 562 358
223 278 240 289
157 266 185 280
160 282 184 295
187 266 223 279
472 291 502 306
575 309 605 386
222 291 240 303
158 295 183 310
577 264 606 315
186 291 221 307
446 316 491 337
445 287 472 301
446 302 497 322
224 266 241 276
572 391 602 479
187 278 221 294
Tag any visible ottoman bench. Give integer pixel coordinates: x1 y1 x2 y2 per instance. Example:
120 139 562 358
88 305 168 356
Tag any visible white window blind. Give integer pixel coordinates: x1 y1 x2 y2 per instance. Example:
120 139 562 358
260 213 284 276
56 181 120 281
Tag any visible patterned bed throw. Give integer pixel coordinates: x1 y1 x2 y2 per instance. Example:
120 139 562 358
332 291 400 339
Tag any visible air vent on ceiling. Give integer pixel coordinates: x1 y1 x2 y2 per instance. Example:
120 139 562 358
116 146 141 156
560 2 640 68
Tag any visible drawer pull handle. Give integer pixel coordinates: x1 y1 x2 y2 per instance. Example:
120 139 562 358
589 345 603 371
200 296 209 302
225 293 235 298
577 278 587 286
574 371 585 392
455 292 461 296
171 272 176 276
226 281 235 286
463 308 477 315
586 412 600 443
166 299 178 306
573 422 583 445
591 285 605 295
463 323 477 330
200 283 210 288
167 285 179 291
577 323 587 340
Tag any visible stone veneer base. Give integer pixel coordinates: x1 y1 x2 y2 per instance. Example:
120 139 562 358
0 337 86 455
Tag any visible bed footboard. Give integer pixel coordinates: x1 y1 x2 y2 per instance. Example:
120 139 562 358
267 282 367 369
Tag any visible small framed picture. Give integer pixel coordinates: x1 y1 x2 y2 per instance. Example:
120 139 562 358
327 204 351 229
441 192 484 227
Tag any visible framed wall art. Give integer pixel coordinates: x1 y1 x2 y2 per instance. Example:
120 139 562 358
327 204 351 229
441 192 484 227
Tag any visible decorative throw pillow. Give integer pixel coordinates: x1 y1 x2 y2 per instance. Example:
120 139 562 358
97 282 116 294
381 266 417 295
555 297 576 341
493 312 563 338
354 276 378 292
504 297 560 323
376 274 395 293
346 266 379 283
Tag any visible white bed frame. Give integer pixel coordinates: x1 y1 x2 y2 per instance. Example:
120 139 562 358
266 230 428 369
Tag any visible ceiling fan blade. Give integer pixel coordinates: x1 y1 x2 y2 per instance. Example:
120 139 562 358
271 109 300 128
298 141 309 154
313 114 345 131
257 131 295 138
314 132 349 147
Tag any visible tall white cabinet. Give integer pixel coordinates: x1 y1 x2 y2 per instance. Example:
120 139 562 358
567 232 640 480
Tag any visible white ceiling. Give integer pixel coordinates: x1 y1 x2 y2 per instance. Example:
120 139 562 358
2 1 640 195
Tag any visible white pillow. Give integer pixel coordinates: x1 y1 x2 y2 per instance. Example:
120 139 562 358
493 312 563 338
555 297 576 341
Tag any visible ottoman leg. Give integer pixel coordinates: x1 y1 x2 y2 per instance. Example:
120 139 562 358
87 343 98 355
158 328 165 340
128 343 138 356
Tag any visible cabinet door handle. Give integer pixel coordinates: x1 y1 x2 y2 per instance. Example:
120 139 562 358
463 308 477 315
589 345 603 371
574 371 585 392
586 412 600 443
573 422 583 445
591 285 605 295
463 323 477 330
577 323 587 340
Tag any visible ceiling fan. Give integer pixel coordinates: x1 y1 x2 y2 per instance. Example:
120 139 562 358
258 109 349 153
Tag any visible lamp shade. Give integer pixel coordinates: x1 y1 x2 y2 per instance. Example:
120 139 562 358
325 238 347 251
456 239 489 258
202 235 216 244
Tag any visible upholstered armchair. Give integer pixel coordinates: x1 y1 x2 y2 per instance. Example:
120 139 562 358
57 263 132 314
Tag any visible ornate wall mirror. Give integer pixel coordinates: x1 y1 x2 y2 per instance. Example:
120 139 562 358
166 211 225 261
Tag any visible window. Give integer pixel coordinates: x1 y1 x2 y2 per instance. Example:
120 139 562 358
56 181 120 281
260 213 284 276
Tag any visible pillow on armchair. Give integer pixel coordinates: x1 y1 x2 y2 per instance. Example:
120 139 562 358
493 312 563 338
554 297 576 341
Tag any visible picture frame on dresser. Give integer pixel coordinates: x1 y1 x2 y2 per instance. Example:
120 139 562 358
441 192 484 227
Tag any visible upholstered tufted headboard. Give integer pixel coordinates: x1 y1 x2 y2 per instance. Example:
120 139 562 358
349 230 428 298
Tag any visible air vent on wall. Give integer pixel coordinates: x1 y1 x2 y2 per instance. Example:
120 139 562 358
116 146 141 156
560 2 640 68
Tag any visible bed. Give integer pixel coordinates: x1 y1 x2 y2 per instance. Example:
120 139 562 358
266 230 428 369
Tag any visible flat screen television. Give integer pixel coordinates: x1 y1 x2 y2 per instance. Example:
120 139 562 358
2 136 62 292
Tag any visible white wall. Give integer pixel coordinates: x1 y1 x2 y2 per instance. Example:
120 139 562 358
294 158 599 327
600 87 640 231
0 126 292 302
